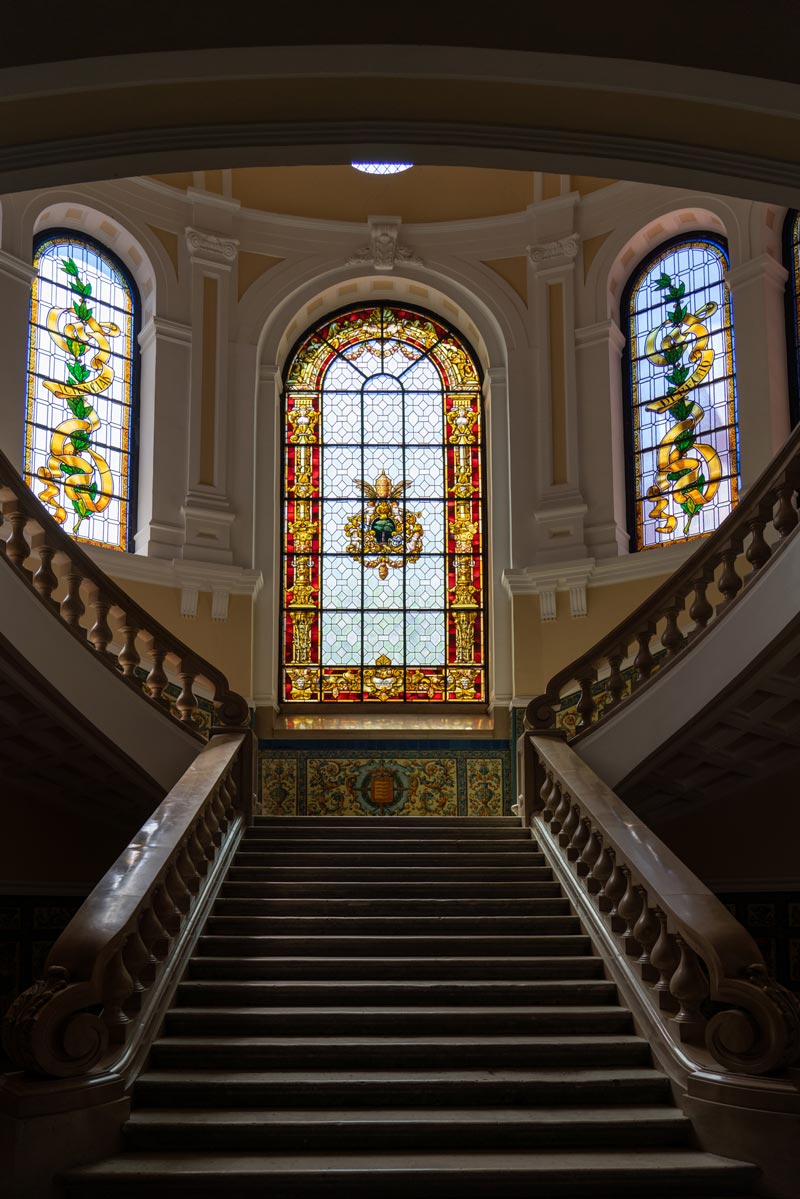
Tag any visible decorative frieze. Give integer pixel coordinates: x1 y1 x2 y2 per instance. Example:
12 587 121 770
347 218 422 271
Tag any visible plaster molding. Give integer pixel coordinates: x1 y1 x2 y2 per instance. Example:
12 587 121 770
503 540 698 612
347 217 422 271
575 318 626 354
0 248 36 287
138 314 192 352
724 252 789 294
180 585 200 619
185 226 239 266
527 234 581 269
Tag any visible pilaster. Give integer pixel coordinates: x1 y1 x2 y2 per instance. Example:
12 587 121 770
724 253 791 489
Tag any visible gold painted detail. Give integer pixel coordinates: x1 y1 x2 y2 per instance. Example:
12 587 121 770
346 471 423 581
364 653 404 701
285 666 318 700
36 259 119 534
322 669 361 699
407 669 445 698
287 395 319 444
448 668 481 701
643 273 724 538
369 767 396 806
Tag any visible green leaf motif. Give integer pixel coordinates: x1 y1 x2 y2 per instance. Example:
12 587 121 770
667 467 692 483
655 272 672 290
73 300 93 322
61 258 80 278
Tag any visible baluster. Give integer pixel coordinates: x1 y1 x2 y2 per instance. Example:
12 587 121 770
745 517 771 573
669 936 709 1042
146 642 170 705
122 918 151 1011
118 617 141 681
166 861 192 915
5 506 30 574
569 816 590 863
617 868 643 955
606 649 626 708
102 938 134 1043
221 777 237 820
0 510 4 557
576 669 596 731
204 799 223 848
153 881 180 938
591 845 614 907
632 889 660 982
195 813 216 863
88 592 114 655
558 802 580 849
773 483 798 538
650 907 680 1011
211 786 228 834
60 566 86 633
31 536 58 606
552 786 571 834
717 546 743 607
633 629 654 683
177 660 198 725
578 826 601 881
538 771 554 815
542 777 558 825
660 603 684 659
177 844 200 897
688 575 713 635
187 827 208 877
603 856 627 933
139 902 169 968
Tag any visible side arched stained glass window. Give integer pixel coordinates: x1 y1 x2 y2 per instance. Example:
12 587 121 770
24 232 138 551
623 235 740 551
281 304 486 703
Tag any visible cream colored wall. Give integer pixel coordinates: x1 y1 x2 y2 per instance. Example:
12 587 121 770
110 578 254 699
512 575 674 698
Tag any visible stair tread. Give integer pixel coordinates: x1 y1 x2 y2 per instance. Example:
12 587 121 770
139 1067 665 1082
128 1105 688 1126
154 1034 644 1047
167 1005 628 1016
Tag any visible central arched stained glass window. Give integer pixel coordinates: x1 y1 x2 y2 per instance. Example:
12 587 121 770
281 304 486 703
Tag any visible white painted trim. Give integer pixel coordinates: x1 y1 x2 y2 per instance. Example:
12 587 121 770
85 545 263 597
502 540 697 597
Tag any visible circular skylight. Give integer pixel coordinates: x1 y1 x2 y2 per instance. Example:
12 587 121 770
351 163 413 176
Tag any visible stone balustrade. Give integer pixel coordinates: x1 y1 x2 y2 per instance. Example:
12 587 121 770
1 732 253 1078
525 422 800 739
0 446 249 736
520 731 800 1075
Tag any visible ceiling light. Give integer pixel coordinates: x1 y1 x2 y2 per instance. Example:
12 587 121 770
351 163 413 176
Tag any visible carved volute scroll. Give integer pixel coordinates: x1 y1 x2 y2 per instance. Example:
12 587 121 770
524 731 800 1077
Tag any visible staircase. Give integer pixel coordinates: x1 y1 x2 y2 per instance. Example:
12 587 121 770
64 816 758 1197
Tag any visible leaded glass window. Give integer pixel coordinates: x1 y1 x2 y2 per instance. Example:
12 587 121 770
623 235 740 551
24 232 138 551
281 304 486 702
784 211 800 427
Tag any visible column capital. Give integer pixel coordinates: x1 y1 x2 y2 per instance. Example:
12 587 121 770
527 234 580 273
185 226 239 269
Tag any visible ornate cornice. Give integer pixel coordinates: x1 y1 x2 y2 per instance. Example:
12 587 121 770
347 218 422 271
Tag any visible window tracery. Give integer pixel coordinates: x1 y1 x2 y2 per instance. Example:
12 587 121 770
281 304 486 702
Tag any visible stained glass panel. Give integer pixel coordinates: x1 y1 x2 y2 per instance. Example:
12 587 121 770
24 233 138 550
625 236 740 551
282 304 486 702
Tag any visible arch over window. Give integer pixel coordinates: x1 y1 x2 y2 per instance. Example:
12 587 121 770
24 231 139 551
783 210 800 428
281 303 486 703
622 233 740 551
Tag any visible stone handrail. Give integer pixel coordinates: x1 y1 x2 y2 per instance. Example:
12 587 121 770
519 730 800 1075
525 423 800 738
1 731 253 1079
0 446 249 738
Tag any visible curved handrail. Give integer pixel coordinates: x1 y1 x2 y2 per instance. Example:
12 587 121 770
1 731 253 1079
0 445 249 736
523 731 800 1075
525 422 800 738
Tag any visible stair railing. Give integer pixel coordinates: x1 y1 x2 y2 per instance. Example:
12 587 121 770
519 730 800 1076
1 730 254 1080
525 423 800 740
0 445 249 739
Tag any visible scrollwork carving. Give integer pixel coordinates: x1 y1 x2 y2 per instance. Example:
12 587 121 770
1 966 108 1077
706 964 800 1074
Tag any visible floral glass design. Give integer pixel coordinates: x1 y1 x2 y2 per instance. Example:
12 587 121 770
281 304 486 702
624 236 740 551
24 233 138 551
